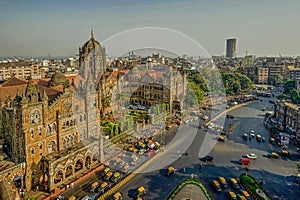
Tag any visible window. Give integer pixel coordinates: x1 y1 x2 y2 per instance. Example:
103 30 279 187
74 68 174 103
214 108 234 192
39 143 42 150
30 129 34 140
31 147 35 154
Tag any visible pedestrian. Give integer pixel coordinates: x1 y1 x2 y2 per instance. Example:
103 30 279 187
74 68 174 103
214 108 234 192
199 164 202 170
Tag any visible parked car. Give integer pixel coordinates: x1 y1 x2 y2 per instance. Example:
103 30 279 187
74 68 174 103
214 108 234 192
246 153 257 159
229 178 240 190
218 176 228 188
211 180 222 192
226 191 237 200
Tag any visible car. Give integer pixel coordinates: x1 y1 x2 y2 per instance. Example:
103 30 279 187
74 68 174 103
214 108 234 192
218 176 228 188
229 178 240 190
113 192 123 200
239 190 251 200
256 134 262 142
202 115 209 120
98 181 110 193
249 131 255 137
211 180 222 192
262 107 266 111
134 186 146 198
81 194 95 200
200 156 214 162
217 136 225 142
262 137 266 142
111 172 122 183
280 149 291 157
246 153 257 159
242 133 248 140
90 181 100 193
165 166 176 176
226 191 237 200
297 174 300 184
270 138 276 144
267 152 280 159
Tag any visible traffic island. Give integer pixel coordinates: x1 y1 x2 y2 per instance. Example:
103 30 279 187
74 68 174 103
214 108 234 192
239 173 272 200
167 178 212 200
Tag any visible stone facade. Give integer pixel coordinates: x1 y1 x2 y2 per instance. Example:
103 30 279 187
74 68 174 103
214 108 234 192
274 100 300 141
0 31 105 192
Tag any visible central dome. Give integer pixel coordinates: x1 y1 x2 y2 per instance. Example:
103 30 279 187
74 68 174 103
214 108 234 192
81 30 101 54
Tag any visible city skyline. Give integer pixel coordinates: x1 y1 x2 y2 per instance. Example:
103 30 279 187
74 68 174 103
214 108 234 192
1 0 300 57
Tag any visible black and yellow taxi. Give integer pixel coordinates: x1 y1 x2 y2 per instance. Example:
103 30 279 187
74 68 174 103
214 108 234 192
98 181 110 194
165 166 176 176
111 172 122 183
217 136 225 142
113 191 123 200
229 178 240 190
134 186 146 199
267 152 280 159
226 191 237 200
218 176 228 188
90 181 99 193
280 149 291 157
211 180 222 192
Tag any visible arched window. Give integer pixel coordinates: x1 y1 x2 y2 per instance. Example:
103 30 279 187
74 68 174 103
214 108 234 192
38 142 42 150
30 147 35 154
30 128 34 140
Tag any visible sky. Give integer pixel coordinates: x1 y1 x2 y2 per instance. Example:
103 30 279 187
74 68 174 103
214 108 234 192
0 0 299 57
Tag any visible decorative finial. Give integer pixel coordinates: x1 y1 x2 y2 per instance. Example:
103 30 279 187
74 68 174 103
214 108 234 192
91 28 94 39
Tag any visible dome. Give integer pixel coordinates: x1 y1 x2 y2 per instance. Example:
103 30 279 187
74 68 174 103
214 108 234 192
81 30 102 54
49 71 67 86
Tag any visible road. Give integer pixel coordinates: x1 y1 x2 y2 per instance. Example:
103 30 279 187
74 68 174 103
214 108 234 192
62 96 299 200
112 97 300 200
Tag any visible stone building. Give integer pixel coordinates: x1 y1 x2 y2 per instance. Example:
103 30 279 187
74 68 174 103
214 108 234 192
0 31 106 192
274 100 300 141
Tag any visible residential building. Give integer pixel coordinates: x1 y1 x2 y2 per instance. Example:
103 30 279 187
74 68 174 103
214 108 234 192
0 61 41 80
286 65 300 80
256 66 269 84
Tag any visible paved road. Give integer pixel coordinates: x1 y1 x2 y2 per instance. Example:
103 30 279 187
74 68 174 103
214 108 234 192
113 98 300 200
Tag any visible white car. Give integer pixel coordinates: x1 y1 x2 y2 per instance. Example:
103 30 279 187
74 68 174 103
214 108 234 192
250 130 255 137
202 115 209 120
247 153 257 159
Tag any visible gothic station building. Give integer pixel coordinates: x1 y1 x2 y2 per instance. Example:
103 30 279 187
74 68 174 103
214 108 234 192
0 31 106 192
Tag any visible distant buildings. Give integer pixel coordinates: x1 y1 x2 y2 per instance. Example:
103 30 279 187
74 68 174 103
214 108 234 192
286 65 300 80
0 61 42 80
226 38 237 58
256 66 269 85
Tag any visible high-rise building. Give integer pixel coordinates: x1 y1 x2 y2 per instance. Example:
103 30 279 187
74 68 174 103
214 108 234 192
226 38 237 58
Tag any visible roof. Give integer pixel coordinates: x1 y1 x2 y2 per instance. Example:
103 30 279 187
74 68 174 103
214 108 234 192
0 180 15 200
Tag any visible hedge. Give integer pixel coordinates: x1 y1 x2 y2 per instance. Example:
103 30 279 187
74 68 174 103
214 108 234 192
167 178 212 200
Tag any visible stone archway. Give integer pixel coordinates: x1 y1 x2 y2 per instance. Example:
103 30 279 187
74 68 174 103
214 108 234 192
84 155 91 169
54 170 63 184
75 159 83 173
65 166 73 178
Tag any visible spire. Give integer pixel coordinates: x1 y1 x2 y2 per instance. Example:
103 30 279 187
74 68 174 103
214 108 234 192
91 28 94 39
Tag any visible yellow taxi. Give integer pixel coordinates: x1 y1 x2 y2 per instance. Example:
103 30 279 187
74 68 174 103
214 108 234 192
90 181 99 193
217 136 225 142
281 149 290 157
134 186 146 198
229 178 240 190
113 191 123 200
68 196 76 200
165 166 176 176
241 190 251 198
218 176 228 188
226 191 237 200
104 171 113 181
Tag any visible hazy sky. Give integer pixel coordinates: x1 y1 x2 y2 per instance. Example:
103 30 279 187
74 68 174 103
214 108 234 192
0 0 299 57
